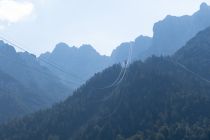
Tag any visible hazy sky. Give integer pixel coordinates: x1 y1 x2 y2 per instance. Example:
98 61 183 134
0 0 210 56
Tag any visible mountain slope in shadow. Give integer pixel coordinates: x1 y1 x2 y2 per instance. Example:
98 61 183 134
1 26 210 140
0 41 72 124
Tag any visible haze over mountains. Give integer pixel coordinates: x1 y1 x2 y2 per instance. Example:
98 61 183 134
111 35 152 63
0 41 72 123
150 2 210 56
39 43 110 88
112 2 210 61
38 3 210 88
0 2 210 139
1 25 210 140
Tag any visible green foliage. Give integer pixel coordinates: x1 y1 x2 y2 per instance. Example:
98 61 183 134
48 135 60 140
1 27 210 140
1 56 210 140
126 132 144 140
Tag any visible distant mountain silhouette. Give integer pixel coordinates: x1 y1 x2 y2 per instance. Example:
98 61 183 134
0 1 209 133
147 2 210 57
112 2 210 61
111 36 152 63
1 23 210 140
0 41 72 123
37 3 210 90
39 36 152 88
39 43 111 88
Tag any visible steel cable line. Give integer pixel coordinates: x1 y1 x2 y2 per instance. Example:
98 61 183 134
95 56 209 137
0 50 81 85
88 42 133 106
0 36 85 84
0 35 84 81
95 42 133 89
172 60 210 84
114 42 133 86
95 67 126 89
99 43 133 114
91 43 133 138
79 43 133 117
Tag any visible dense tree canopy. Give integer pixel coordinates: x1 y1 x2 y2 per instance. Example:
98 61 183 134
1 27 210 140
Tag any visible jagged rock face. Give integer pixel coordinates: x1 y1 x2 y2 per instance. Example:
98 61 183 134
149 2 210 56
111 36 152 63
110 3 210 62
2 25 210 140
0 41 71 124
39 43 111 88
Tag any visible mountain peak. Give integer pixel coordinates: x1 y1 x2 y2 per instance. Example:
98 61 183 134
53 42 77 53
200 2 209 10
80 44 96 51
18 51 38 65
78 44 101 56
55 42 70 50
0 40 16 55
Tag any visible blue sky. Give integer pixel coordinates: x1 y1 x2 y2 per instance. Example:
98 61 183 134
0 0 210 56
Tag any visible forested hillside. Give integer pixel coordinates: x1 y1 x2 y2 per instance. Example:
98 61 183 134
1 26 210 140
0 41 72 124
0 69 31 123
